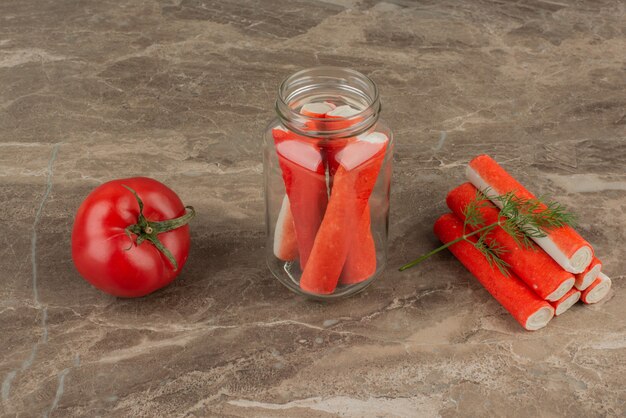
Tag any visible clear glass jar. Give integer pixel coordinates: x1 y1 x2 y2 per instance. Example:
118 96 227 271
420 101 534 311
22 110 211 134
264 67 393 299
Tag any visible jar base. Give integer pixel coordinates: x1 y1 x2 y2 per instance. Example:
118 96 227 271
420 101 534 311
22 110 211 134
267 258 385 301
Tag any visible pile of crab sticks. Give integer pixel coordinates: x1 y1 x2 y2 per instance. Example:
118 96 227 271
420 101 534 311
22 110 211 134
272 102 389 295
437 155 612 331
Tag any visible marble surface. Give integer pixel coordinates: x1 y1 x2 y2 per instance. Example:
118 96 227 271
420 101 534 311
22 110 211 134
1 0 625 416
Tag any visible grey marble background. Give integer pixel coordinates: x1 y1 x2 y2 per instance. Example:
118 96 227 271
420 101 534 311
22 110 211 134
1 0 625 416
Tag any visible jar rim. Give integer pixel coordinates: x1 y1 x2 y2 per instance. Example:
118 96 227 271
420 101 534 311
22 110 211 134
275 66 381 138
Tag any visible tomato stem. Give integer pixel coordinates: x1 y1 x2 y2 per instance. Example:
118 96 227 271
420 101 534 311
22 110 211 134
122 185 196 270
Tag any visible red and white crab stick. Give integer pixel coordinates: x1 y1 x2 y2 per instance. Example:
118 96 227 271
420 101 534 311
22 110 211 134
325 133 378 285
300 102 336 118
550 288 581 316
273 128 328 269
466 155 594 274
270 103 336 265
447 182 575 301
300 133 388 294
575 257 602 291
302 102 377 285
581 272 612 304
434 213 554 331
324 105 377 285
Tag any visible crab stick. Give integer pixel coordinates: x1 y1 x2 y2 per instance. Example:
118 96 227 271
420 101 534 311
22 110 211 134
271 103 334 264
308 104 363 133
434 213 554 331
300 133 388 294
302 102 377 286
581 272 612 304
273 196 298 261
550 288 581 316
325 105 376 284
324 105 363 177
323 106 362 190
300 102 335 118
301 102 337 131
447 183 575 301
327 104 361 119
273 129 328 269
574 257 602 291
466 154 594 274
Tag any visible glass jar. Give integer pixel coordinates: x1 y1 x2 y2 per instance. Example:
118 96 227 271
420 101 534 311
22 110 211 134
264 67 393 299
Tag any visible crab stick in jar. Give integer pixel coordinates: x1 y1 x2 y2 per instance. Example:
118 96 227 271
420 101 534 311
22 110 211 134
273 128 328 269
446 182 575 301
300 133 388 294
301 102 378 286
270 103 335 265
466 154 594 274
581 272 612 304
324 105 377 285
434 213 554 331
300 102 335 118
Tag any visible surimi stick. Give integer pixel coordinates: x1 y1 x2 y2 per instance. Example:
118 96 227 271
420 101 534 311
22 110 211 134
318 105 363 132
581 273 612 304
327 114 377 285
273 196 298 261
301 102 338 131
434 213 554 330
327 105 361 118
466 154 594 274
300 133 388 294
550 288 581 316
305 102 377 285
323 104 362 189
447 182 575 301
273 128 328 269
300 102 335 118
326 136 378 285
575 257 602 291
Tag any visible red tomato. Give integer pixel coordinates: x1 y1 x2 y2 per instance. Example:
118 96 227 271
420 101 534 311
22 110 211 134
72 177 194 297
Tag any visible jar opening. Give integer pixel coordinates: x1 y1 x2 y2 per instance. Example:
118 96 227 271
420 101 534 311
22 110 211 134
275 67 381 139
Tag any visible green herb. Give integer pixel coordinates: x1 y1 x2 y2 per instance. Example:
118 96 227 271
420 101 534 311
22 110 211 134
398 188 576 274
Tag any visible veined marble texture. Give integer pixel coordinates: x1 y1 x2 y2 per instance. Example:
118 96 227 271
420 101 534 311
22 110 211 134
1 0 625 417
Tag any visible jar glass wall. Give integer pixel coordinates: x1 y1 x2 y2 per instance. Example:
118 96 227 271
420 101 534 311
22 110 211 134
264 67 393 299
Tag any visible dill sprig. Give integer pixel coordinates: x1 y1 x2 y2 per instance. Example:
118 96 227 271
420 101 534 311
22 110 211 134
399 189 576 274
